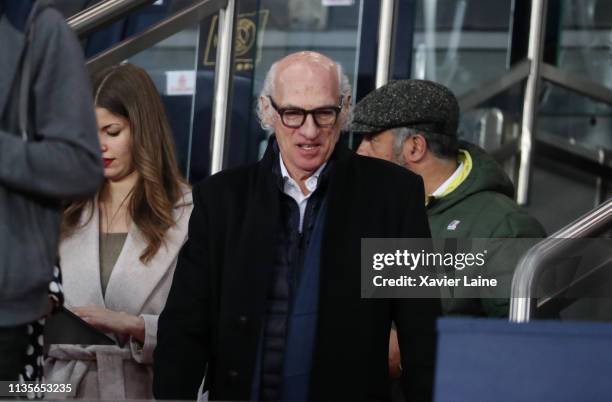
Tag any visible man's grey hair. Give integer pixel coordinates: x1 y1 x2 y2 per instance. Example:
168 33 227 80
256 60 353 132
391 127 458 160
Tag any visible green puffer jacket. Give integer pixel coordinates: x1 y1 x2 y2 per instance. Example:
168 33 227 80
427 141 546 317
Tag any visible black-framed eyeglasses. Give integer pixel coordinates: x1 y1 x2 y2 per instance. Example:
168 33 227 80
268 96 343 128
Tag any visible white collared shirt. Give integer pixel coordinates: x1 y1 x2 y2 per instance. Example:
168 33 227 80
279 155 326 232
431 160 464 197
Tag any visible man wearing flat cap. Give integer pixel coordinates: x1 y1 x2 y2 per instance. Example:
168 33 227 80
353 79 545 376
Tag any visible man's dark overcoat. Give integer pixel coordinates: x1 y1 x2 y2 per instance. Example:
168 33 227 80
154 138 441 402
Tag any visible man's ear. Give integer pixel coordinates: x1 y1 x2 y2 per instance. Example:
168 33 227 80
340 95 352 126
260 96 273 126
344 95 352 109
402 134 427 163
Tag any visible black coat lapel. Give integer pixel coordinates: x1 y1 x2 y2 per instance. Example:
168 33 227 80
229 140 280 315
318 144 356 297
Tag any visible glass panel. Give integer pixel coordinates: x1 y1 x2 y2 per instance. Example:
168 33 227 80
457 83 525 184
537 82 612 152
557 0 612 90
251 0 361 84
80 0 202 58
126 23 202 179
410 0 513 96
532 82 610 232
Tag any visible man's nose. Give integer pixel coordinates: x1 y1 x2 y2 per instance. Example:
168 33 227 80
356 139 371 156
298 113 319 139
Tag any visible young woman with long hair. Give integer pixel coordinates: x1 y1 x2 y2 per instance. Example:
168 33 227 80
45 63 192 399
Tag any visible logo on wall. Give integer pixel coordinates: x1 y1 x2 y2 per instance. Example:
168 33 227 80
203 10 270 72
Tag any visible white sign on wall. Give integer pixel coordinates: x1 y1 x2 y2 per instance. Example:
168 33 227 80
322 0 354 6
165 71 196 96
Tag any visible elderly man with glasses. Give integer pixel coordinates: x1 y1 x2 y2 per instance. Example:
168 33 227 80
154 51 440 402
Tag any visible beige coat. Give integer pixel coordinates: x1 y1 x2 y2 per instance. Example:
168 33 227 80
45 191 193 400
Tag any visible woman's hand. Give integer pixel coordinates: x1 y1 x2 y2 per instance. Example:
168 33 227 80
71 305 145 343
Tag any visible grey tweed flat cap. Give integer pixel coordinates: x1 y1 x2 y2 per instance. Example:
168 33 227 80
351 79 459 137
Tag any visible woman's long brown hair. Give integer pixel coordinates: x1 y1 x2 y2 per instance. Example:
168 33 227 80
62 63 188 263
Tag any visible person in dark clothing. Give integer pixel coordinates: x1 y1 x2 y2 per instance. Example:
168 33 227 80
0 0 102 381
154 52 441 402
353 79 546 379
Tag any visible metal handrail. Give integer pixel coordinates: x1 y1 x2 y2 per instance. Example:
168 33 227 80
540 63 612 105
458 60 531 112
86 0 227 73
509 198 612 323
537 131 612 170
67 0 156 38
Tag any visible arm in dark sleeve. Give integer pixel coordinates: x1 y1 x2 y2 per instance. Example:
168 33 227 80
394 175 441 402
0 8 102 199
154 186 212 400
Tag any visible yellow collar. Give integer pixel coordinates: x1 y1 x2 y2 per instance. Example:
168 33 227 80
426 149 472 205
